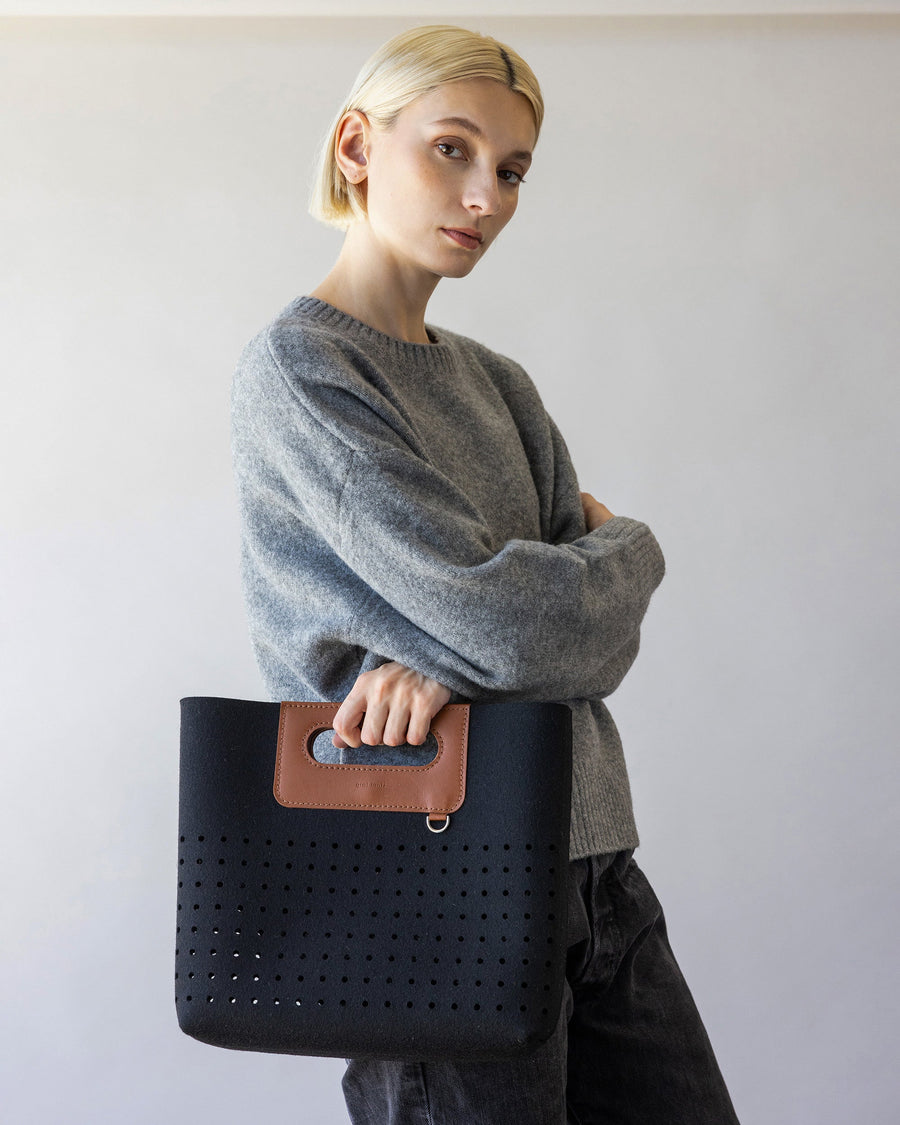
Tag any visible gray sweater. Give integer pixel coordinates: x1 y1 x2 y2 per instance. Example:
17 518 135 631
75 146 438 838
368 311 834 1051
231 296 665 860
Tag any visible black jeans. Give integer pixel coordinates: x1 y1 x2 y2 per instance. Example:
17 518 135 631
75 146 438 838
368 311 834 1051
342 851 740 1124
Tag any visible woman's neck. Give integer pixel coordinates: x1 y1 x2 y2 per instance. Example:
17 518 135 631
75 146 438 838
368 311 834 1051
310 225 440 345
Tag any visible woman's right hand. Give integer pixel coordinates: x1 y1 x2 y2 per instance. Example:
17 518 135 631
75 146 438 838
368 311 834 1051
580 491 615 531
331 661 452 750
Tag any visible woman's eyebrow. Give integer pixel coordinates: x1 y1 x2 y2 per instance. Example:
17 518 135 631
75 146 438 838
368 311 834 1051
428 116 533 164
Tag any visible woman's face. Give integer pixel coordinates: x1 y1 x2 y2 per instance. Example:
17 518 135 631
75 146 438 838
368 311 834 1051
356 77 537 281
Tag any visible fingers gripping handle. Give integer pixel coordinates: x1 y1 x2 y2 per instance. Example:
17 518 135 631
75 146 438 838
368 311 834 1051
274 702 469 829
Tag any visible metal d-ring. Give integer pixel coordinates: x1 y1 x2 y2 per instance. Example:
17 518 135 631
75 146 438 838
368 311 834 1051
426 814 450 834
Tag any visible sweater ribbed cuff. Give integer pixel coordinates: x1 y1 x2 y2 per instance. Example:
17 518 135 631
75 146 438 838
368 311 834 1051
591 515 666 595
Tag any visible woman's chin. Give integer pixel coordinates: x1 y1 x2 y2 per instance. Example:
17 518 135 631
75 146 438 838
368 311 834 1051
436 254 482 280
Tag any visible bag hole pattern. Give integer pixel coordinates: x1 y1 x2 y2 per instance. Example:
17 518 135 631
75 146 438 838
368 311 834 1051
175 833 560 1027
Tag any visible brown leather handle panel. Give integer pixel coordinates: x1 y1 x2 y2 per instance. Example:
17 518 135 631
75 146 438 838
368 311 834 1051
274 702 469 815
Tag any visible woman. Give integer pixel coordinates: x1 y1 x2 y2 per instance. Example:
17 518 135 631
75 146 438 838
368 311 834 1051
232 24 739 1125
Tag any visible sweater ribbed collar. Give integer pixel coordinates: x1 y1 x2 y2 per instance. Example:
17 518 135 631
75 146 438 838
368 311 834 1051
291 296 457 375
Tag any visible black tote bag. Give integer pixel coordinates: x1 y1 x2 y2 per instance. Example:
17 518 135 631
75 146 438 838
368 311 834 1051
175 697 572 1062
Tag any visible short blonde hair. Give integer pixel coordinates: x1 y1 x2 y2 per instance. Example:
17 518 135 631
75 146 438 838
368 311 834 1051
309 25 544 230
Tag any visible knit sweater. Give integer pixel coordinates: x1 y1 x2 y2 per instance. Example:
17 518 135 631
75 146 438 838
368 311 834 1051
231 296 665 860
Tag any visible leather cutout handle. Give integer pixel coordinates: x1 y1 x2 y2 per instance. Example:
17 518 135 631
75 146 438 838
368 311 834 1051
274 702 469 816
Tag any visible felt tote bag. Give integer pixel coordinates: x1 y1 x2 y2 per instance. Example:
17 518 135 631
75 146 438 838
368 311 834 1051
175 697 572 1062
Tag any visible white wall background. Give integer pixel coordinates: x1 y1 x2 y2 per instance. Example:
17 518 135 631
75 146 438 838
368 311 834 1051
1 12 898 1124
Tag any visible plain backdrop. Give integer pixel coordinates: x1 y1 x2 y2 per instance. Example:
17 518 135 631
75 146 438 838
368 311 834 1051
1 11 898 1124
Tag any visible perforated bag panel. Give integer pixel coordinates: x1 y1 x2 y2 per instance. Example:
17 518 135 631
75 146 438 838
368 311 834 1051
175 697 572 1061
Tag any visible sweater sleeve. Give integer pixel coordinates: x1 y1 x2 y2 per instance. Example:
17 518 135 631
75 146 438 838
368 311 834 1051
234 324 665 702
538 407 648 701
335 444 663 700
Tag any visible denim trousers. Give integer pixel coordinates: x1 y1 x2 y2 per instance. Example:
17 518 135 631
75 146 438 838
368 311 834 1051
341 851 740 1124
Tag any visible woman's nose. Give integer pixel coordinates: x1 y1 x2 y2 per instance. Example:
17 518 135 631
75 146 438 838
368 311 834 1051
463 168 502 216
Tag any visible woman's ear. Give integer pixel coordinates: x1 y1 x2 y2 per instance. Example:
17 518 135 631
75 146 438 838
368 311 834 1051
334 110 370 186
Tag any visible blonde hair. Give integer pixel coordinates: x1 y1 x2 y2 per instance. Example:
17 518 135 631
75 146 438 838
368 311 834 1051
309 25 544 230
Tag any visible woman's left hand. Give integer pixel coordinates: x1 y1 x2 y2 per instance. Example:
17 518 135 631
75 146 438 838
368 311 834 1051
331 661 452 749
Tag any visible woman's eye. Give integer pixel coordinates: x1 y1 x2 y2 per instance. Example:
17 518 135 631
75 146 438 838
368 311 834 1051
435 142 525 185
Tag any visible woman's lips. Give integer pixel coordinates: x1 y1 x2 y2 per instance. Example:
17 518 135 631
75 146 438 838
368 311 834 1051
442 228 482 250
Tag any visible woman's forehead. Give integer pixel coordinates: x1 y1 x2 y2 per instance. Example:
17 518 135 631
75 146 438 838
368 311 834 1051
399 79 537 152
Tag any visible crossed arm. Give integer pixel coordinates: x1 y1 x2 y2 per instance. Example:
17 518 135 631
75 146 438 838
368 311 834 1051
331 491 615 749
